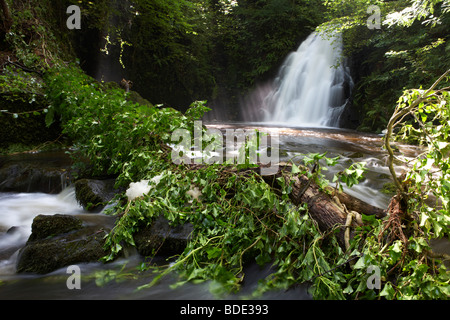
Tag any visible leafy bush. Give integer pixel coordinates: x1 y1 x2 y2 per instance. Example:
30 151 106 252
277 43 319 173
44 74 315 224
44 65 208 182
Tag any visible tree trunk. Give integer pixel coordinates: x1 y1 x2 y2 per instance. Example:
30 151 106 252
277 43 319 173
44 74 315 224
1 0 13 32
263 166 387 248
326 186 386 219
187 163 387 248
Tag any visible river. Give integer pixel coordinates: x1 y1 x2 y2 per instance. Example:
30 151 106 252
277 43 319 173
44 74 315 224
0 123 440 300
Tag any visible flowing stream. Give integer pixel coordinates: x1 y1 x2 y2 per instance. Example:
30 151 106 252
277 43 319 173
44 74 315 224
0 125 421 300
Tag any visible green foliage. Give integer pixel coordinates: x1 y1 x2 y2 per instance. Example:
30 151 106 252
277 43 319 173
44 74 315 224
320 0 450 132
43 65 209 180
40 60 449 300
0 66 44 104
0 65 61 150
106 161 352 298
392 81 450 239
5 0 448 300
376 70 450 299
101 0 217 108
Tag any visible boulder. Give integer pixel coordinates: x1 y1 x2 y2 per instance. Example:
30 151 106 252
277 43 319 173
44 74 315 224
16 214 113 274
74 178 122 211
133 215 194 257
0 92 62 150
27 214 83 242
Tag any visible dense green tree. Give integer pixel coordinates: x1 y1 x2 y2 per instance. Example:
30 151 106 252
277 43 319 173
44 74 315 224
73 0 326 113
320 0 450 132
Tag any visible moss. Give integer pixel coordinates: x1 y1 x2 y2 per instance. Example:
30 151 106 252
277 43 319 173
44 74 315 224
74 179 122 211
28 214 83 242
126 90 153 107
381 182 397 195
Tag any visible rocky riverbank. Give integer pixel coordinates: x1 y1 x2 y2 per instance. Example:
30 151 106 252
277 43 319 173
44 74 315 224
1 151 193 275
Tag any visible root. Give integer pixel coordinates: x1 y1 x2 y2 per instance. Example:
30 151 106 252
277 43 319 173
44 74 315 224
378 195 409 245
344 205 354 251
378 195 410 274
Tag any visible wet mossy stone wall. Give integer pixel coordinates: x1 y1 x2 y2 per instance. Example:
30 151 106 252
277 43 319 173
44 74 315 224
0 92 62 150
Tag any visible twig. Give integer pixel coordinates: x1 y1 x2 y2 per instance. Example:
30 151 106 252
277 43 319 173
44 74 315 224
4 56 43 76
237 237 261 281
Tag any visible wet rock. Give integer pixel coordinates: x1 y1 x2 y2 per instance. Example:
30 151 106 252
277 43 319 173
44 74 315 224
126 90 153 107
347 151 364 159
16 214 112 274
74 179 122 211
0 151 72 194
27 214 83 242
133 215 194 257
6 226 21 234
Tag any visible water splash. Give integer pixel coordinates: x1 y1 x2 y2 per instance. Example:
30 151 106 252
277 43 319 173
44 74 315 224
243 32 353 127
0 187 83 249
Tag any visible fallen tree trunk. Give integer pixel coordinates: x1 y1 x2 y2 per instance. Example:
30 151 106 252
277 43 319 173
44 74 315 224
326 186 386 219
186 163 387 249
262 165 387 248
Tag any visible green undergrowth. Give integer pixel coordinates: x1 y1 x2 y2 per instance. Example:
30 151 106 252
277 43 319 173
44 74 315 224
41 65 448 300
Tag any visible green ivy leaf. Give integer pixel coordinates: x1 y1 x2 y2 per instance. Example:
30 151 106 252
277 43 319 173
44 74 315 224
380 282 395 299
291 163 301 174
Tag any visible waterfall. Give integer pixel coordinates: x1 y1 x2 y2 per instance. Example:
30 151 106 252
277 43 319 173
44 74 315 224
243 32 353 127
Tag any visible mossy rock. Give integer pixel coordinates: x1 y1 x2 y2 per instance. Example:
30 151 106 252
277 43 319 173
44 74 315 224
16 214 112 274
27 214 83 242
133 215 193 257
74 179 122 211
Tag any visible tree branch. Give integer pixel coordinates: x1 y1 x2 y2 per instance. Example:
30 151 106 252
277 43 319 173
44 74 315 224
4 56 44 76
384 69 450 193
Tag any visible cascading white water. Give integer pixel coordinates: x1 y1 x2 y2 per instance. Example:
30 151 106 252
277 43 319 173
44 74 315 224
0 187 84 274
244 32 352 127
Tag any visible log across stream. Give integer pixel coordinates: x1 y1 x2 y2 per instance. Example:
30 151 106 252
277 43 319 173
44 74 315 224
261 165 386 249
